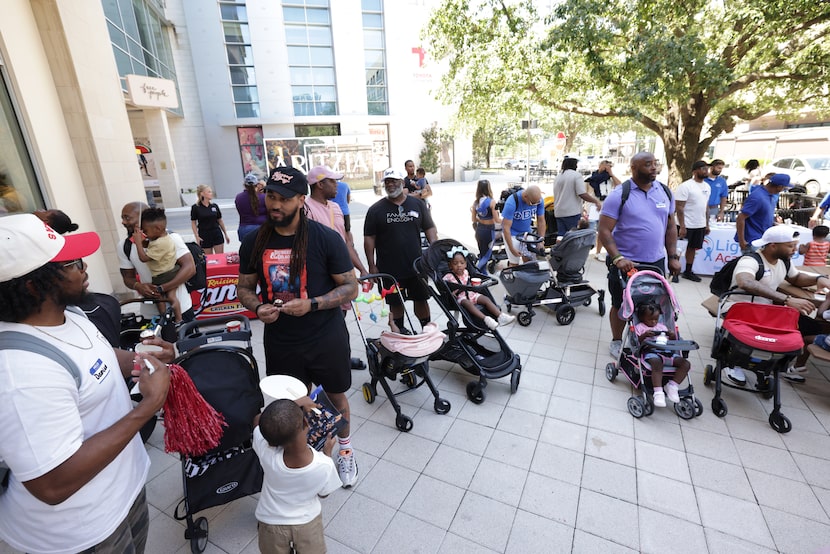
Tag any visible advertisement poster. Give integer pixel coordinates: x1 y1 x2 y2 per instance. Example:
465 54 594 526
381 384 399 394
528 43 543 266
264 136 378 190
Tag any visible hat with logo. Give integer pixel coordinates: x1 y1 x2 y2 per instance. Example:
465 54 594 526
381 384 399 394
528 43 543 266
244 173 259 185
751 225 800 248
382 168 405 181
307 165 344 185
692 160 710 171
0 214 101 282
265 166 308 197
768 173 792 188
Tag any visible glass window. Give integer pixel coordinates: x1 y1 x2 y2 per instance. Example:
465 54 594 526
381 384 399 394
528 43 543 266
287 46 310 65
220 4 247 21
366 68 384 86
289 67 314 85
791 159 805 170
305 8 330 24
362 13 382 28
113 47 134 76
283 7 306 23
235 103 260 118
363 30 384 49
362 2 387 115
285 27 308 44
306 26 332 46
308 47 333 66
0 69 44 213
366 87 386 102
284 1 338 116
229 66 256 85
232 86 259 103
295 124 340 137
313 68 336 86
362 0 382 10
226 45 255 65
223 22 250 44
368 102 387 116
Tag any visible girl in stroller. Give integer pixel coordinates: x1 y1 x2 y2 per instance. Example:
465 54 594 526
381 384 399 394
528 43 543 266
443 247 515 330
634 301 691 407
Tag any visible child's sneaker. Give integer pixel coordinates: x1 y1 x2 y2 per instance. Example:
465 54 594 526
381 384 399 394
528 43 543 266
665 381 680 403
336 449 358 488
483 316 499 330
497 313 516 326
653 389 666 407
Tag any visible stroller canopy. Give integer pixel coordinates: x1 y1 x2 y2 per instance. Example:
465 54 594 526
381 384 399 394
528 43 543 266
722 303 803 353
422 239 482 280
619 270 681 321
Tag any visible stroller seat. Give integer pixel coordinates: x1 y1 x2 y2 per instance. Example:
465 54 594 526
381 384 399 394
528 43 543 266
722 303 803 353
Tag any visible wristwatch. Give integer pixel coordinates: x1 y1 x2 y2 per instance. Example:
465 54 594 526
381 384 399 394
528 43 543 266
310 298 319 312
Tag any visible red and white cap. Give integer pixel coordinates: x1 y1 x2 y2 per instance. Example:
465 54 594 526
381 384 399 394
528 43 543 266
0 214 100 282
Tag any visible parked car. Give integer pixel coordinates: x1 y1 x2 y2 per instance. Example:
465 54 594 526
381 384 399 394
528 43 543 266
513 159 527 170
504 159 519 169
766 156 830 196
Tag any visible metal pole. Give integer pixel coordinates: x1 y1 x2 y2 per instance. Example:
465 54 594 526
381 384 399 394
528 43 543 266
526 110 531 184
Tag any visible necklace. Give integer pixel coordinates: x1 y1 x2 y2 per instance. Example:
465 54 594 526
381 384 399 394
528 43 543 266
29 317 94 350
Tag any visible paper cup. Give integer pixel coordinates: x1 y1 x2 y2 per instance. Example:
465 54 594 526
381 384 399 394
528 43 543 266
260 375 308 404
134 343 163 354
226 321 241 333
471 278 482 286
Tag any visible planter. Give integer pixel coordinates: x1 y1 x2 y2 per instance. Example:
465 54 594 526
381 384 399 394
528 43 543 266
180 192 198 206
462 169 480 182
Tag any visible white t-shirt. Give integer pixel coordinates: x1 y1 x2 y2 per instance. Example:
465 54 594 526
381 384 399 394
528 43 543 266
675 179 711 229
117 232 194 313
722 253 799 312
252 427 341 525
0 311 150 553
553 169 587 218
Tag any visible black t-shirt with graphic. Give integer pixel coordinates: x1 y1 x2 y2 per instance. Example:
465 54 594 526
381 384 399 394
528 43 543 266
239 220 353 344
364 195 435 279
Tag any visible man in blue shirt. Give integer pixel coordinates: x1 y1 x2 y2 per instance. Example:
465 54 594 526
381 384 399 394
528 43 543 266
705 159 729 221
501 185 546 265
735 173 792 253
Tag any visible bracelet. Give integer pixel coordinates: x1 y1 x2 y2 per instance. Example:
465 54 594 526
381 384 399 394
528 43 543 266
782 295 791 306
254 303 266 316
611 255 624 265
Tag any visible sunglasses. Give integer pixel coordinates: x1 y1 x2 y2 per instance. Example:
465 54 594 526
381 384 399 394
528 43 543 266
61 259 84 271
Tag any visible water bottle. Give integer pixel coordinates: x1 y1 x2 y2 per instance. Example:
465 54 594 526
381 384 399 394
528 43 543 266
655 332 668 346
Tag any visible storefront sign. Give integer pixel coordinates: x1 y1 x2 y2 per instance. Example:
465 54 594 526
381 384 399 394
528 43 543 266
126 75 179 109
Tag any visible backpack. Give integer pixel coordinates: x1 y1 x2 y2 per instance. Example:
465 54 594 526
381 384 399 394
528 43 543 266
124 237 207 293
619 179 673 211
709 251 790 296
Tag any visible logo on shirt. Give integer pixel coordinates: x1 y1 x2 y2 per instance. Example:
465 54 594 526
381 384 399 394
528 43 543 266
216 481 239 494
89 358 110 383
386 205 420 224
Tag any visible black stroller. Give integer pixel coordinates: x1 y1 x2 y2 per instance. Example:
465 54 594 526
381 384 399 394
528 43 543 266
355 274 452 431
171 315 264 553
604 268 702 419
500 229 605 326
704 294 802 433
417 239 522 403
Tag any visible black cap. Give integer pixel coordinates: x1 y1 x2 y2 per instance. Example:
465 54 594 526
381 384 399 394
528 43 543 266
692 160 710 171
265 166 308 198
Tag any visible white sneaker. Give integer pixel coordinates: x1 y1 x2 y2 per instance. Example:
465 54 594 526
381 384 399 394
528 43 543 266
782 366 806 383
483 316 499 330
665 381 680 403
497 313 516 326
609 340 622 358
336 449 358 488
653 390 666 407
727 366 747 386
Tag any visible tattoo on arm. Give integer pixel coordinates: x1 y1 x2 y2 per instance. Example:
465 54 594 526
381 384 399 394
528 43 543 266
237 273 262 311
317 271 358 309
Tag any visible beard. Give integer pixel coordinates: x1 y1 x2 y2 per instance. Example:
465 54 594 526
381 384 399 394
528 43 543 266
269 205 300 228
386 184 404 199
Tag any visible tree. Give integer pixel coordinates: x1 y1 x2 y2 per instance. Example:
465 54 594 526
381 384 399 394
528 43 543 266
424 0 830 185
473 121 521 167
419 123 441 174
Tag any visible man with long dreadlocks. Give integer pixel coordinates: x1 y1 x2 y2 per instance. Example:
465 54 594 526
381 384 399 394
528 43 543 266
237 166 360 488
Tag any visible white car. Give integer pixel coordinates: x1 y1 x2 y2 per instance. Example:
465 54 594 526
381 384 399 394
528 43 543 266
766 156 830 196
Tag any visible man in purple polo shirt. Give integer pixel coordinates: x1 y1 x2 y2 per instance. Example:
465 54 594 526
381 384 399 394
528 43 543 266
599 152 680 358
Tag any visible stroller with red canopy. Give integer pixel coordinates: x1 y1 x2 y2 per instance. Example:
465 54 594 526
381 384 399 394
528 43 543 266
704 297 803 433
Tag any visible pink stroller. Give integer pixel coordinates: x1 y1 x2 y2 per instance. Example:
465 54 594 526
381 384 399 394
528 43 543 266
605 269 702 419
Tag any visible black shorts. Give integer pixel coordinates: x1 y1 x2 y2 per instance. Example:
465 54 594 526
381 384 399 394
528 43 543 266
199 227 224 249
263 320 351 393
606 257 665 309
380 275 431 306
685 228 706 250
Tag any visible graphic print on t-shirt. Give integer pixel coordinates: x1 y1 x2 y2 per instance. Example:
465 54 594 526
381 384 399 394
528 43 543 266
387 204 421 224
263 247 307 304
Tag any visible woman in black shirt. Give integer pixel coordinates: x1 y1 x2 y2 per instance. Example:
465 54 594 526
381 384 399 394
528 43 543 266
190 184 230 254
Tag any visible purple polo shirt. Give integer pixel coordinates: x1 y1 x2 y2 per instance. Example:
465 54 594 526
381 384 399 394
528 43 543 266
601 180 674 262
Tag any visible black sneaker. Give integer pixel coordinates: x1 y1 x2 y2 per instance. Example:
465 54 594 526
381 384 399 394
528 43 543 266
350 357 366 370
682 271 702 282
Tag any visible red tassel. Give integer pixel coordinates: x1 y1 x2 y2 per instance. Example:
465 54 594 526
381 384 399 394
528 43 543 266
162 364 227 456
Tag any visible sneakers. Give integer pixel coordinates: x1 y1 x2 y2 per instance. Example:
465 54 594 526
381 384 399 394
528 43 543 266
336 449 358 488
609 340 622 358
350 357 366 370
782 366 806 383
682 271 702 282
665 381 680 403
653 389 666 407
670 274 680 283
497 313 516 326
727 366 747 386
483 316 499 330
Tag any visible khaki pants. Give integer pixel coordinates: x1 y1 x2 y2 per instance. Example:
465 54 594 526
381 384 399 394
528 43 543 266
258 513 326 554
79 487 149 553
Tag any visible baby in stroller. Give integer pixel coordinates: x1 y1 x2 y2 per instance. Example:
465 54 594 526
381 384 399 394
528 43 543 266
634 301 691 407
443 246 515 330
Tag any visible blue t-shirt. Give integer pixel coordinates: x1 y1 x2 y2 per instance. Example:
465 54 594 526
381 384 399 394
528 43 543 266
704 176 728 207
501 192 544 236
819 192 830 212
600 180 675 263
333 181 350 216
735 185 776 244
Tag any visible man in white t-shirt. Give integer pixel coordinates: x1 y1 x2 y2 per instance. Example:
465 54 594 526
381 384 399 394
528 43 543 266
118 201 196 322
553 157 601 242
674 160 711 282
723 225 830 385
0 214 170 554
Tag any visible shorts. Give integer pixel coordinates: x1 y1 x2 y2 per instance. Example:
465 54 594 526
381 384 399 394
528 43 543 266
264 320 351 393
643 352 681 370
199 227 224 249
607 256 666 309
506 237 532 264
151 265 180 286
381 275 431 306
454 290 481 304
79 488 148 554
258 513 326 554
685 227 706 250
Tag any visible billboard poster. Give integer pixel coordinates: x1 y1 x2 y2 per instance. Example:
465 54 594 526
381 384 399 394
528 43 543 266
264 136 378 190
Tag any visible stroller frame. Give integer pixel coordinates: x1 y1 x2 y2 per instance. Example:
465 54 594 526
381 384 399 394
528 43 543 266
703 292 800 433
354 273 451 432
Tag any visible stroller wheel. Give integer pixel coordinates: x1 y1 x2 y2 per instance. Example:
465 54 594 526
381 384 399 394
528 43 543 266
510 369 521 393
674 397 696 420
362 383 376 404
694 398 704 417
769 411 792 433
627 396 645 418
434 398 451 414
643 398 654 417
466 381 486 404
188 516 208 554
487 259 497 274
505 302 512 313
703 364 714 386
396 414 414 432
555 305 575 325
582 297 592 307
712 397 728 418
605 363 618 382
401 370 418 389
516 311 533 327
598 294 606 317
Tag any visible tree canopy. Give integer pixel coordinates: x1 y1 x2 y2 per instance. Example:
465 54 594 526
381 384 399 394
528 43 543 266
424 0 830 185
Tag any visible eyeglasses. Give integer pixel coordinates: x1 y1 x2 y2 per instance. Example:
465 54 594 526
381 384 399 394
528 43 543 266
61 259 84 271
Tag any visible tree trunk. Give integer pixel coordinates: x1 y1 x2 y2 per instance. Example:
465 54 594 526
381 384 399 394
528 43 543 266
659 108 707 188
